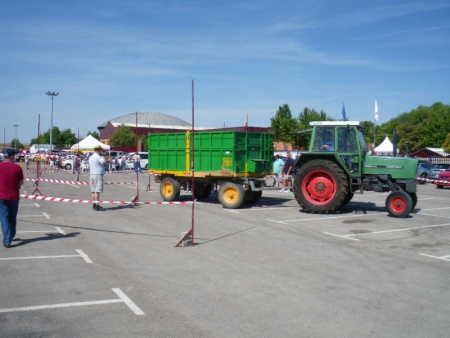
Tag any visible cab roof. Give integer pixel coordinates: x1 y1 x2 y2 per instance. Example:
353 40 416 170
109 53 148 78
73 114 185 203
309 121 362 127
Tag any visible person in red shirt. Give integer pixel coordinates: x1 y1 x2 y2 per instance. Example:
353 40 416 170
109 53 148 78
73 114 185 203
0 148 24 248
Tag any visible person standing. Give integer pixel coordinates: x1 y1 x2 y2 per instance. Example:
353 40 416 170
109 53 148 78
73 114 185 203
89 145 110 211
133 152 142 173
272 155 284 187
281 152 295 193
0 148 24 248
24 153 30 170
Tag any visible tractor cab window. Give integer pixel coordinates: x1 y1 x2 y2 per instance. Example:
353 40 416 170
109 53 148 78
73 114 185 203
337 127 358 152
314 128 335 151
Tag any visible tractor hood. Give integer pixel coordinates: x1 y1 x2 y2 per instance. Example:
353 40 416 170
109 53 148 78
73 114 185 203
363 156 418 179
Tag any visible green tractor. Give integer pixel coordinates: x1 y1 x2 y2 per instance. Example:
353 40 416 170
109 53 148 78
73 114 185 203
292 121 419 218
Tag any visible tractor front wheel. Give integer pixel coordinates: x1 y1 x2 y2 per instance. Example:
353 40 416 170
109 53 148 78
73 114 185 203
386 191 413 218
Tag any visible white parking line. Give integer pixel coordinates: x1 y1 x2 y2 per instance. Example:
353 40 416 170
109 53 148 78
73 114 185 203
0 288 144 315
419 253 450 262
76 249 93 263
0 249 93 263
17 226 64 235
112 288 145 315
323 222 450 241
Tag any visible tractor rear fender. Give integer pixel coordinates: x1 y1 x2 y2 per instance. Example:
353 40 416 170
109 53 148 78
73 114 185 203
295 153 350 175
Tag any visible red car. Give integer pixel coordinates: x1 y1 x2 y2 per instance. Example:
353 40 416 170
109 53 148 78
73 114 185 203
435 170 450 188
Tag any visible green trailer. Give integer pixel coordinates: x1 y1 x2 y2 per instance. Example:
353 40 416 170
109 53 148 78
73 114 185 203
148 130 273 208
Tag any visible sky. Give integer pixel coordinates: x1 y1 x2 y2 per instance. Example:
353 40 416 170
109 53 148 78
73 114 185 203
1 0 450 144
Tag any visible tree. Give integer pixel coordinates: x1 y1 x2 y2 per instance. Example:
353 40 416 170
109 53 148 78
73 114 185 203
10 138 24 150
270 104 298 144
442 133 450 153
108 124 136 147
87 130 100 140
60 128 78 148
377 102 450 152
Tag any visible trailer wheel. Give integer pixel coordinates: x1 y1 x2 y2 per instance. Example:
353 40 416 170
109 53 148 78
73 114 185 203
386 191 413 218
244 190 263 204
65 163 72 170
218 182 245 209
293 159 348 213
193 183 212 200
160 177 180 201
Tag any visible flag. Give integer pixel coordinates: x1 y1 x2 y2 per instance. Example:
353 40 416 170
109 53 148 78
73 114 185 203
374 100 379 121
342 103 347 121
245 114 248 131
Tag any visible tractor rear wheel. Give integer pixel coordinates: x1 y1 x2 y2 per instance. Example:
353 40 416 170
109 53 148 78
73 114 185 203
218 182 245 209
386 190 413 218
160 177 181 201
293 159 348 213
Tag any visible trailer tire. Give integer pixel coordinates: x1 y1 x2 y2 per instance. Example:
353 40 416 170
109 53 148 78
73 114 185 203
386 190 413 218
193 183 212 200
160 177 181 201
244 190 263 204
218 182 245 209
65 163 72 170
293 159 348 214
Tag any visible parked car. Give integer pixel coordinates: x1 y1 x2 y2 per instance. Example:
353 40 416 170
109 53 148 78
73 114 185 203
416 160 432 184
429 163 450 179
125 152 148 170
435 170 450 189
106 150 126 158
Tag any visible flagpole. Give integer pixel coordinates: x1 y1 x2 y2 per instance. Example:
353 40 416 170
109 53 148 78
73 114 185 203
374 100 378 152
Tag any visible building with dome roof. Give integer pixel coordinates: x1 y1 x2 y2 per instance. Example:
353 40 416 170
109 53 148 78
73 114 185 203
97 112 269 151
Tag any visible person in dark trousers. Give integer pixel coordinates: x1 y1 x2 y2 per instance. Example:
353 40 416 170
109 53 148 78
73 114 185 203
0 148 24 248
280 152 295 193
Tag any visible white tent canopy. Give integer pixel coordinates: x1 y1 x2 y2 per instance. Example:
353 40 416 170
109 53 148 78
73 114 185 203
70 135 110 151
374 136 398 156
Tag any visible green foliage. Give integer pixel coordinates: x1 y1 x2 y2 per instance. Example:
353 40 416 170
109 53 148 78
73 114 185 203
108 124 136 147
270 104 298 143
87 130 100 140
29 127 77 148
376 102 450 152
10 138 24 150
442 133 450 153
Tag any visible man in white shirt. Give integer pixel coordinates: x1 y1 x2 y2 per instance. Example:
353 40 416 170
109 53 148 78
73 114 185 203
89 145 110 211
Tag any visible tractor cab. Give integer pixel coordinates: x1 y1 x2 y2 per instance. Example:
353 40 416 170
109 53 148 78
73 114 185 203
308 121 368 175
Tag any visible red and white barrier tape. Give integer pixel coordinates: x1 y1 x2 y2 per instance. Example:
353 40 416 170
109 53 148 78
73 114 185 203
20 194 193 205
24 178 136 185
415 177 450 184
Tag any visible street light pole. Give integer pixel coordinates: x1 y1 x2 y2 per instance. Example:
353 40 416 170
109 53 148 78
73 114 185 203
13 124 19 150
45 91 59 150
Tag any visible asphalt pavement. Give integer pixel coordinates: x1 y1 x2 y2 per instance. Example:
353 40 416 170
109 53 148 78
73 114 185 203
1 167 450 337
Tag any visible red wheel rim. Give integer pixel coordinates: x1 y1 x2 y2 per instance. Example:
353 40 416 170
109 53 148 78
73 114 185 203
302 170 336 205
389 196 407 213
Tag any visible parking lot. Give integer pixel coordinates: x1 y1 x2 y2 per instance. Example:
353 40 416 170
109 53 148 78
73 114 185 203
1 168 450 337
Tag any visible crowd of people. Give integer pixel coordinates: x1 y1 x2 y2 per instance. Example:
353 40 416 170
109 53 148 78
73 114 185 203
6 149 145 174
